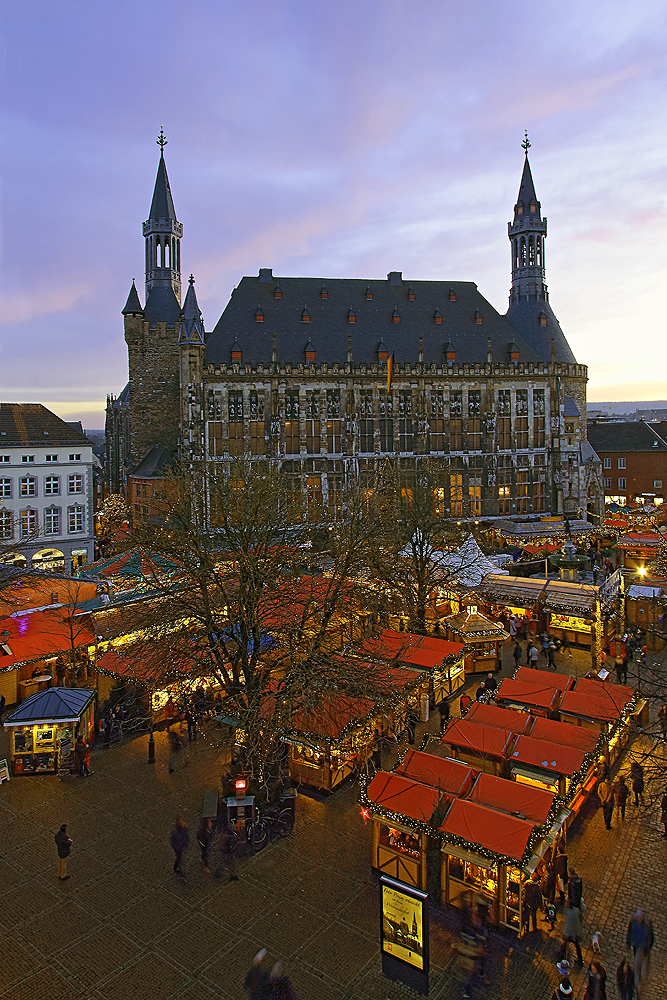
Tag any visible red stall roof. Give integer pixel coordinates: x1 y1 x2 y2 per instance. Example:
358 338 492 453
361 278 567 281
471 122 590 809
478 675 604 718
396 749 475 796
465 702 533 735
510 735 586 776
497 678 561 712
529 716 600 753
558 690 622 724
574 677 635 714
442 719 515 760
468 772 554 826
0 609 96 671
515 666 574 693
367 771 443 824
360 629 463 666
439 798 535 862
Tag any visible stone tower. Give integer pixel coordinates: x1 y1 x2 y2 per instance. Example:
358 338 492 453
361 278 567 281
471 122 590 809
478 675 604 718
506 137 575 363
178 275 206 467
123 134 183 469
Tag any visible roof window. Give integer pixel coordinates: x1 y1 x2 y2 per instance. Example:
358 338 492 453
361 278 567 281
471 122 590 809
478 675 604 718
392 308 401 324
474 309 483 325
304 341 316 362
366 288 373 300
530 202 537 213
539 312 548 327
434 309 443 325
378 342 388 361
449 289 457 302
407 287 415 301
301 307 310 323
231 340 243 362
274 285 282 299
320 286 328 300
517 202 524 215
347 308 356 323
445 341 456 365
255 307 264 322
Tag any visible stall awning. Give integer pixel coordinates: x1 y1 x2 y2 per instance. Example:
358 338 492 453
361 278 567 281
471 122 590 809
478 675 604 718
542 580 598 615
497 678 561 713
617 533 661 552
528 716 600 754
360 629 463 666
367 771 443 824
468 772 554 826
444 609 509 641
442 719 515 760
465 702 533 735
558 691 621 723
439 798 535 862
396 749 475 797
478 575 547 608
0 609 96 672
510 735 586 777
514 666 574 694
95 647 196 683
574 677 635 714
4 687 96 727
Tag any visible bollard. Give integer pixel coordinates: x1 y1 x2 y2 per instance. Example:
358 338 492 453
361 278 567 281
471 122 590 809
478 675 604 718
148 729 155 764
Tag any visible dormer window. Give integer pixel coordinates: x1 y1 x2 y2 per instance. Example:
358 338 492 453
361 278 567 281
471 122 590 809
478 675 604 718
449 289 456 302
320 286 328 299
301 307 310 323
274 285 282 299
474 309 483 325
539 312 548 327
434 309 443 325
378 341 388 361
517 203 524 215
392 308 401 324
530 202 537 213
407 287 415 301
304 341 316 362
508 342 520 363
231 340 243 362
366 288 373 300
255 307 264 322
445 342 456 364
347 308 356 323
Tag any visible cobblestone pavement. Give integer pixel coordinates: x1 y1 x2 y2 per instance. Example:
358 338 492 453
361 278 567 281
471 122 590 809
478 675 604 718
1 642 666 1000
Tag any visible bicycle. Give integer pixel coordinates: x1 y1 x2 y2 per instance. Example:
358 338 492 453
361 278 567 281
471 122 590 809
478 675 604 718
248 804 294 851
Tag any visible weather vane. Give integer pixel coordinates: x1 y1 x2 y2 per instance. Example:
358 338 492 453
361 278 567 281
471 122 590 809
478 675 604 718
521 130 531 155
157 127 168 152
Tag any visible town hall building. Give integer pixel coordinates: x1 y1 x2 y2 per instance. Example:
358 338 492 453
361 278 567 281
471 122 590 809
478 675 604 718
106 135 602 524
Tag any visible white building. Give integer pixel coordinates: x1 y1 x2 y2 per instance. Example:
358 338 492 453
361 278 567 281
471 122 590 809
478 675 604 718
0 404 95 573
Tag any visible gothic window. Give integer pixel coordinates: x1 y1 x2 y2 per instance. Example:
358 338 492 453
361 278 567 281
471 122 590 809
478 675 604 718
528 236 535 266
249 392 265 456
431 390 445 417
433 487 446 517
516 470 530 512
0 508 12 539
429 389 446 453
359 420 374 453
469 477 482 516
468 390 481 417
513 239 519 270
327 418 341 453
379 417 393 453
228 393 244 421
306 390 320 419
450 474 463 515
284 390 300 455
305 392 320 453
398 390 412 417
326 389 340 417
536 237 542 266
398 419 413 453
520 236 526 266
380 393 392 417
228 392 244 456
249 392 264 419
359 389 373 417
516 389 529 449
497 390 512 450
67 505 84 533
164 242 170 268
44 507 60 535
450 391 462 418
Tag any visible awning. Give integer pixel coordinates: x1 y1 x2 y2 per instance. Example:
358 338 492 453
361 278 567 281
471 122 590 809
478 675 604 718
574 677 635 714
514 666 574 694
4 687 96 727
542 580 598 615
439 798 535 862
465 702 533 735
367 771 443 824
496 678 561 713
528 716 600 754
509 734 586 777
442 719 515 760
468 771 554 825
396 749 475 796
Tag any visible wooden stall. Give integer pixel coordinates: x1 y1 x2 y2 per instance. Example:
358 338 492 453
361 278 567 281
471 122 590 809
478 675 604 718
441 608 509 675
496 678 562 718
396 749 476 797
361 629 466 703
3 687 96 776
513 666 574 694
478 575 548 638
625 584 664 652
558 679 635 765
464 702 533 736
441 719 514 776
508 734 588 798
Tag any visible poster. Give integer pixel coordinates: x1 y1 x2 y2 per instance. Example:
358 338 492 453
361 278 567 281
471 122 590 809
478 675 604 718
381 880 424 969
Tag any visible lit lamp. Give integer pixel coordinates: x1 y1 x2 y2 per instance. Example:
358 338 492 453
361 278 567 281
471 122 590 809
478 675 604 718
637 566 646 577
235 778 247 800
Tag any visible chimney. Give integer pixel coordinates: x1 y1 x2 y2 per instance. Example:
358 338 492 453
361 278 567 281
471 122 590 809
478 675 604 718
387 271 403 286
258 268 273 283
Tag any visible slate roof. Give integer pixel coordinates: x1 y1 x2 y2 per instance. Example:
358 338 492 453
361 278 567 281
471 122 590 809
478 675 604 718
0 404 91 447
122 281 144 316
587 421 667 453
506 298 576 364
143 284 182 326
515 156 539 214
148 152 177 222
131 444 173 478
207 275 546 367
4 688 96 726
564 396 580 417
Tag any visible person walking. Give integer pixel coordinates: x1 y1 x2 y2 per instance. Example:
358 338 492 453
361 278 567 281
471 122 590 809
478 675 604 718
405 711 417 746
614 775 629 822
438 698 450 732
598 776 614 829
548 640 557 669
525 872 542 933
586 959 608 1000
616 958 634 1000
75 737 91 777
168 730 182 774
512 641 522 669
265 961 298 1000
554 845 568 904
484 672 498 693
196 816 214 873
551 978 574 999
626 908 654 995
459 692 472 716
559 901 584 966
185 704 198 742
530 643 540 668
567 867 583 910
630 762 645 806
244 948 269 1000
170 816 189 875
54 823 72 880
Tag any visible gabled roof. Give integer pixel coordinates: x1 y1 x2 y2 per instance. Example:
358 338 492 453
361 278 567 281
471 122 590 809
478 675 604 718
87 545 181 580
442 719 515 759
207 276 544 367
0 404 91 447
396 749 475 796
367 771 443 824
179 278 205 345
4 687 95 726
131 444 173 478
0 609 95 671
509 734 586 777
465 702 533 735
148 152 177 222
528 716 599 754
506 299 576 364
497 678 561 713
587 420 667 453
468 771 554 825
439 798 535 862
514 666 574 694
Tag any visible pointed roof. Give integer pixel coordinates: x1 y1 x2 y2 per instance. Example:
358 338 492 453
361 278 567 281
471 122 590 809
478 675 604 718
143 284 181 325
149 152 177 222
122 280 143 315
516 155 538 209
179 276 205 344
4 687 96 726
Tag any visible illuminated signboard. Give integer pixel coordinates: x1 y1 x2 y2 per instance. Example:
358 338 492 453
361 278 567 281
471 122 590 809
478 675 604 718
380 876 429 994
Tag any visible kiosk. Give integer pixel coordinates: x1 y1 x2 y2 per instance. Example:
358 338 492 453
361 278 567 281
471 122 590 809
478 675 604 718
3 687 96 776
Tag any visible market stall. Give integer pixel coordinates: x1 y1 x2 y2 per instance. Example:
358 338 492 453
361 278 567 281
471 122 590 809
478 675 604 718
508 733 588 798
464 702 533 736
3 687 96 775
441 607 508 674
542 576 621 667
513 666 574 695
477 575 548 637
558 678 636 764
441 719 515 776
361 629 466 703
396 749 476 797
496 678 562 718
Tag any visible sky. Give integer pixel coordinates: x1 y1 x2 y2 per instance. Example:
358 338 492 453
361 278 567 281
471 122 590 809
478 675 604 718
1 1 666 428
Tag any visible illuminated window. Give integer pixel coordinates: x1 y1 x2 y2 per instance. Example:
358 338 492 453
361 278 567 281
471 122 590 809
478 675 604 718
450 474 463 515
21 508 37 537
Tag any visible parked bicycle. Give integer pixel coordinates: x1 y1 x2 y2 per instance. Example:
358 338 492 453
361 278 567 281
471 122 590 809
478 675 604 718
248 803 294 851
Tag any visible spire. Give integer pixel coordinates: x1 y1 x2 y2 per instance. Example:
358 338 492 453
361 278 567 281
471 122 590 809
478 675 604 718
122 279 143 316
178 275 205 345
515 155 539 219
143 131 183 305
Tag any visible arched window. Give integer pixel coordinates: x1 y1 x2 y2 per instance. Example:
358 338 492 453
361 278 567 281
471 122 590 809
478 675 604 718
176 240 180 271
164 241 170 268
520 237 526 266
528 236 535 266
156 241 162 268
513 239 519 269
536 237 542 267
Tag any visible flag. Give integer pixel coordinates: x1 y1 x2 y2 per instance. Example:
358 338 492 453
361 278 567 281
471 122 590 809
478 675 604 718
386 351 394 392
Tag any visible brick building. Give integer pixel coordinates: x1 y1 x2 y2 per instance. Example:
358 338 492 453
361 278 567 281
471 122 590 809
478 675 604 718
587 420 667 507
107 135 602 522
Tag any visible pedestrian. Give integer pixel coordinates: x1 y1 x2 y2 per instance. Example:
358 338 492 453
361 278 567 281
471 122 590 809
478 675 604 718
405 711 417 745
559 902 584 966
614 775 629 822
265 960 298 1000
598 776 614 829
196 816 214 873
616 958 634 1000
169 816 189 875
620 655 629 685
541 635 550 659
475 684 486 702
554 845 568 904
513 641 522 668
626 909 654 994
548 640 557 669
103 709 113 749
54 823 72 880
525 871 542 933
630 761 645 806
438 699 450 732
658 704 667 740
551 979 574 999
185 704 198 742
585 959 607 1000
168 730 182 773
530 644 540 668
75 737 91 777
459 692 472 716
244 948 269 1000
541 866 556 912
484 672 498 692
661 786 667 838
459 900 489 998
567 867 583 909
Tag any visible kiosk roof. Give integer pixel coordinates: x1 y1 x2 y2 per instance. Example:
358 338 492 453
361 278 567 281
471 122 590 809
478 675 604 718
497 678 561 712
442 719 515 759
510 734 586 776
439 798 535 862
396 749 475 796
367 771 443 824
574 677 635 713
465 702 533 735
468 772 554 825
529 716 599 753
558 690 624 723
4 687 96 726
515 666 574 693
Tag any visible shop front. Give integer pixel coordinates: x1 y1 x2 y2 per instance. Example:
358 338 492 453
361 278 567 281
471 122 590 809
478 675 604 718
3 687 96 776
478 575 548 639
508 734 588 799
